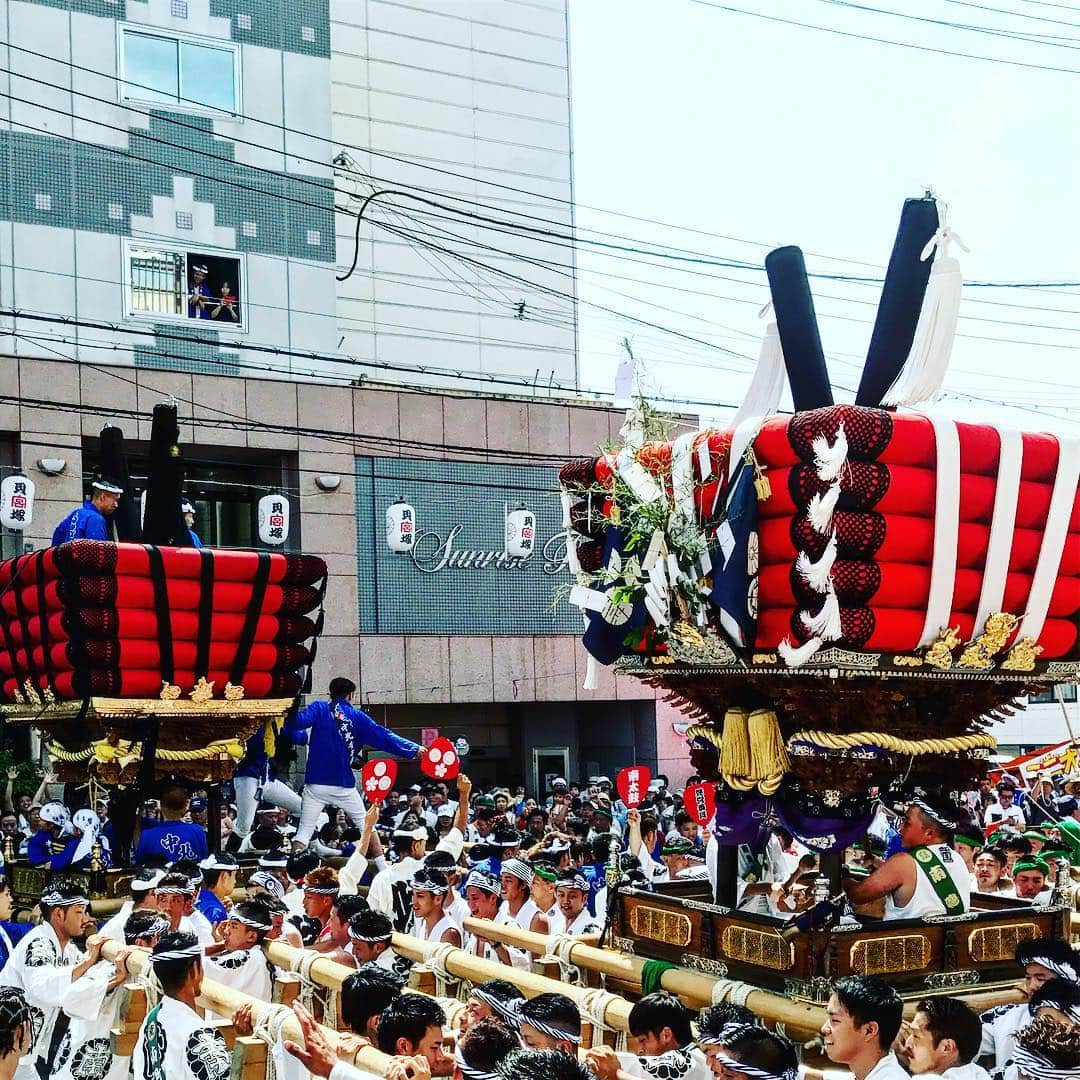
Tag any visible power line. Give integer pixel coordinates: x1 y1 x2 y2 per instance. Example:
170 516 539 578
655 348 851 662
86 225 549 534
944 0 1080 34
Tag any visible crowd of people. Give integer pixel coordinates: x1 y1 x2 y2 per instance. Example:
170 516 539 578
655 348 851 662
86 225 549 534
0 677 1075 1080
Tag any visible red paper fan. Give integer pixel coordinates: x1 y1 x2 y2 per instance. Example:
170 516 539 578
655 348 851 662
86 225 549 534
683 782 717 827
616 765 650 809
361 758 398 804
420 737 460 781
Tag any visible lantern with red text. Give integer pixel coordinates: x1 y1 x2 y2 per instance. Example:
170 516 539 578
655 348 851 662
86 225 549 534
504 504 535 558
616 765 651 809
421 737 460 781
683 782 717 828
258 493 289 546
386 499 416 553
361 758 398 804
0 474 34 531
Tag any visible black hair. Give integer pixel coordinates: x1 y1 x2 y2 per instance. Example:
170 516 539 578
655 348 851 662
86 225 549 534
638 815 658 839
152 930 202 995
1016 939 1080 969
723 1026 798 1077
376 995 447 1055
349 908 393 942
329 677 356 699
156 871 193 897
591 836 612 863
628 992 692 1046
976 846 1007 868
40 878 87 919
0 878 9 895
518 993 581 1041
833 976 903 1050
202 866 234 889
475 978 526 1006
411 867 449 894
286 851 321 881
915 997 983 1066
140 854 170 870
0 986 31 1057
231 900 272 943
124 909 166 945
333 893 370 921
497 1049 592 1080
1030 978 1080 1017
460 1018 519 1072
424 850 457 874
1000 836 1032 856
250 825 285 851
697 1003 759 1038
341 964 404 1033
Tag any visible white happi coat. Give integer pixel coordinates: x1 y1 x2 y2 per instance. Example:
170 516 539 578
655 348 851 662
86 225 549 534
615 1046 712 1080
133 995 231 1080
202 946 272 1000
0 922 105 1079
52 963 128 1080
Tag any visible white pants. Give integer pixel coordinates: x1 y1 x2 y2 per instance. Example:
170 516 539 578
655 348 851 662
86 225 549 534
295 782 366 845
234 775 303 837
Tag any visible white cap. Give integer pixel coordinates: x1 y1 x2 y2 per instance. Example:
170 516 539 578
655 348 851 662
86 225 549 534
552 777 568 788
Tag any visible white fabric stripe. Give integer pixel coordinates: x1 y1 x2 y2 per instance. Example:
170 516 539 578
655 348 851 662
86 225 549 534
974 427 1023 635
918 415 962 646
671 431 698 523
1019 434 1080 645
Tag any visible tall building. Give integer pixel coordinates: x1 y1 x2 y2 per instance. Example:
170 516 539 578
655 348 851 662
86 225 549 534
330 0 579 393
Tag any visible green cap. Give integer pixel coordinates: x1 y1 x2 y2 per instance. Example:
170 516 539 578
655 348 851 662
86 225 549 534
1011 856 1050 876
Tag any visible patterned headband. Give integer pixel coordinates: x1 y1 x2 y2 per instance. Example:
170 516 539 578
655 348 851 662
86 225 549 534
704 1055 796 1080
150 942 203 964
41 890 88 908
470 988 523 1025
1011 1043 1079 1080
910 798 957 832
516 1014 581 1045
500 859 534 885
697 1022 759 1047
154 883 195 896
464 871 501 895
302 883 339 895
230 908 272 932
349 924 392 944
409 875 448 895
555 874 589 893
1028 956 1079 983
1034 999 1080 1024
454 1045 499 1080
248 871 285 899
140 915 172 940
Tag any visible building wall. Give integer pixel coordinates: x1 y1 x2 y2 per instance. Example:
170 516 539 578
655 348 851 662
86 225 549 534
0 0 337 376
330 0 579 393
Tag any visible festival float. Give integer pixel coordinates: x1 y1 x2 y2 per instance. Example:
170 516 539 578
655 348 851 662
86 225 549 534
0 402 326 900
557 197 1079 1004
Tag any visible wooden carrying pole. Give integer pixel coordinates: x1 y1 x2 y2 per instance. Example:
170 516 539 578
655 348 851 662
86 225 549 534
391 929 635 1032
98 937 395 1075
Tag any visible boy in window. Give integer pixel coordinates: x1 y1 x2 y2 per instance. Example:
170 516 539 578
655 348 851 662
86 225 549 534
188 264 212 319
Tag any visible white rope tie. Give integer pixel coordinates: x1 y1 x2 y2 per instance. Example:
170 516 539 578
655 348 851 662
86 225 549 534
579 988 628 1052
294 950 335 1027
424 942 465 1001
249 1004 295 1080
546 934 584 986
709 978 755 1007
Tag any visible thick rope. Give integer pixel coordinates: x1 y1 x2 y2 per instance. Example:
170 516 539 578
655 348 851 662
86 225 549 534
423 941 466 1001
250 1002 295 1080
710 978 755 1007
787 730 996 755
45 743 94 762
579 988 628 1052
546 934 585 986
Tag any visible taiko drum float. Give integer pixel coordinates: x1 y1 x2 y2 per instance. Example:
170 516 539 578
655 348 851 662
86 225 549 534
555 197 1079 1005
0 402 327 899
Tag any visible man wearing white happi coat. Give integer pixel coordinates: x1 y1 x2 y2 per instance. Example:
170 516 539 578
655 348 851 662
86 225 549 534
201 900 273 1001
460 870 530 970
554 871 602 937
978 940 1080 1080
0 880 118 1080
132 931 231 1080
98 870 163 942
54 910 170 1080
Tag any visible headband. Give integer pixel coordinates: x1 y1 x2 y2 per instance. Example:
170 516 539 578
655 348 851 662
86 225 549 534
131 915 172 942
516 1014 581 1045
1011 1043 1079 1080
248 871 285 899
149 942 203 964
349 924 392 944
910 798 958 832
955 833 983 850
556 874 589 893
532 865 557 883
41 889 88 908
132 871 165 893
454 1045 499 1080
199 855 238 871
699 1051 796 1080
697 1022 758 1048
409 875 448 895
302 883 339 895
230 909 272 932
1027 955 1079 983
1013 858 1050 876
464 871 501 895
258 853 289 868
155 882 195 896
470 988 523 1025
500 858 534 885
393 826 427 841
1034 999 1080 1024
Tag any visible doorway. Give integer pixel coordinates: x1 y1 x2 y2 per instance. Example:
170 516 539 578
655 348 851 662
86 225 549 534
532 746 570 800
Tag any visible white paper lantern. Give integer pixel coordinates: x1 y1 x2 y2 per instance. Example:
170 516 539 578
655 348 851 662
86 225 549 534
0 474 34 531
258 493 289 546
386 499 416 552
504 504 536 558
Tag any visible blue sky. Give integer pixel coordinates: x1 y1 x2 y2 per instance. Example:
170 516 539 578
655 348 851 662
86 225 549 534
568 0 1080 432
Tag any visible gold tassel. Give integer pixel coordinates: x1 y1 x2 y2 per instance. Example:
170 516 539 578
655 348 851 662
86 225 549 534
720 706 751 782
263 719 279 759
747 708 790 783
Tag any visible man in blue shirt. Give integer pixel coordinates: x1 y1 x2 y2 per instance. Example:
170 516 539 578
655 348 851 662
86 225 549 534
188 263 212 319
133 785 209 865
25 801 79 870
291 677 424 850
182 499 203 548
195 853 238 927
51 476 123 546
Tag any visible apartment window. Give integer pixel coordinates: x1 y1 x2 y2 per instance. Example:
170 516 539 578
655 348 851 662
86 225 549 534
127 242 244 328
1029 684 1078 705
119 26 240 114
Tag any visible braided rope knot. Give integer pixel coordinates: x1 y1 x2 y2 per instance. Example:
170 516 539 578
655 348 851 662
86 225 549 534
579 988 627 1051
710 977 754 1007
546 934 584 986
